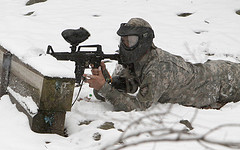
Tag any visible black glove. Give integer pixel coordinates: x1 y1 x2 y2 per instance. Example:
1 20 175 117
111 76 127 92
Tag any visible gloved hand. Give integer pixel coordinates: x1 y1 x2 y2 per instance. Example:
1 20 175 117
111 76 127 92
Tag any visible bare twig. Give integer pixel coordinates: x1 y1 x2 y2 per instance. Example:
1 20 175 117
101 109 240 150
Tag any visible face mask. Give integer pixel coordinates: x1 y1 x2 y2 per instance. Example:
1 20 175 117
117 23 155 65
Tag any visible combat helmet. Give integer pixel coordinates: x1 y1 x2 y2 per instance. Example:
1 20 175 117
117 18 155 65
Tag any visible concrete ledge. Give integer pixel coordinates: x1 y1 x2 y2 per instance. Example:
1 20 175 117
0 45 75 135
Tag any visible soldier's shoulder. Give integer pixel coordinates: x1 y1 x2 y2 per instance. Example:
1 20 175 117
147 47 166 65
153 47 174 58
152 47 193 72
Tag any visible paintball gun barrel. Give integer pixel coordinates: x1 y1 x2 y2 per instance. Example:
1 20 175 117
47 27 119 84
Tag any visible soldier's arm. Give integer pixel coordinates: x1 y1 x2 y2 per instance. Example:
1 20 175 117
93 63 139 99
98 71 160 111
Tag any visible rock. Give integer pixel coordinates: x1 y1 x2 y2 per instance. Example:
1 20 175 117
24 11 35 16
93 132 101 141
236 10 240 16
26 0 47 6
177 12 193 17
79 120 92 126
98 122 115 130
179 120 194 130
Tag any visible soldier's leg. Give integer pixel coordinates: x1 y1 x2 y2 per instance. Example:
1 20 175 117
205 60 240 108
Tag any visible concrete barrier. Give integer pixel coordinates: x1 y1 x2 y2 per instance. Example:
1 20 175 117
0 45 75 136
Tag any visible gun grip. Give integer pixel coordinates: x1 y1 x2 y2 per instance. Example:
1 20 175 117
91 59 101 69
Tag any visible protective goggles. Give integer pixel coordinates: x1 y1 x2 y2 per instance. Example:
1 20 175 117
120 35 139 49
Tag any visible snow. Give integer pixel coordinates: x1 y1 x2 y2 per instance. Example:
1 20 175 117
0 0 240 149
7 87 38 116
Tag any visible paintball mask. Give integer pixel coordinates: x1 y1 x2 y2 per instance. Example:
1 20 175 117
117 23 154 65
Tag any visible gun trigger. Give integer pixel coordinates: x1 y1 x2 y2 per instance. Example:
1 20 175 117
82 76 87 82
47 45 54 54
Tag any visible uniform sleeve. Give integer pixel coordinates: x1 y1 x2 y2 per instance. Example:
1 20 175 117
111 64 139 93
98 71 160 111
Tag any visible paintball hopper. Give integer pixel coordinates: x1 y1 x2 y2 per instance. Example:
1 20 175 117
61 27 90 47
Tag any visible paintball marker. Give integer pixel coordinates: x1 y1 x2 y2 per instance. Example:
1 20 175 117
47 27 119 85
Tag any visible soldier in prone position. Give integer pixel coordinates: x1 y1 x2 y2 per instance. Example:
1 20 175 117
84 18 240 112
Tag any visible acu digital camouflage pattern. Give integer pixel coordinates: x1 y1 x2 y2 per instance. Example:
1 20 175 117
98 47 240 112
96 17 240 111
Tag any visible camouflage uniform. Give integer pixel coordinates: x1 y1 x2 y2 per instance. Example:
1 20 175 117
95 18 240 111
97 47 240 111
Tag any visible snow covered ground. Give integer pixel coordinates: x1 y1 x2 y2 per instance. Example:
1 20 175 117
0 0 240 149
